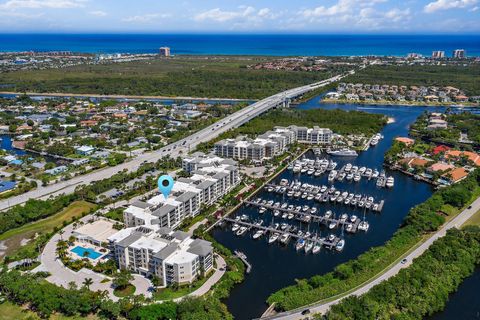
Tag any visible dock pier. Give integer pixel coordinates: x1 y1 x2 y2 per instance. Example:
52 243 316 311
234 250 252 274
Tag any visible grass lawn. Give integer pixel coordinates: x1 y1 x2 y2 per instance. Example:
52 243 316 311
154 277 209 300
114 284 136 298
0 301 100 320
0 201 97 258
463 209 480 226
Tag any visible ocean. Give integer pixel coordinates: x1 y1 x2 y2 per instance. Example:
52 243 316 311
0 34 479 57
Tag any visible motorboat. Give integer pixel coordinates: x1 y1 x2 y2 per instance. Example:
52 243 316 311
386 176 395 188
273 210 280 217
236 226 248 236
253 230 264 239
304 241 313 253
345 223 353 233
295 238 306 251
310 207 317 214
259 207 267 214
324 210 333 219
335 239 345 251
280 233 290 244
268 232 280 244
328 222 337 229
350 215 358 223
287 213 294 220
358 221 370 232
312 243 322 254
340 213 348 223
232 223 240 232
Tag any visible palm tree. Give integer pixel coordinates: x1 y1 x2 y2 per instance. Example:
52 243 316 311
59 230 65 240
82 277 94 290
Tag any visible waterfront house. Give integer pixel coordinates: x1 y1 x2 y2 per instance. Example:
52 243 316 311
395 137 415 146
427 162 455 174
440 167 469 185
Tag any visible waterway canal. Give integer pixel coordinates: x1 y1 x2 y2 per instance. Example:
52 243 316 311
212 98 451 320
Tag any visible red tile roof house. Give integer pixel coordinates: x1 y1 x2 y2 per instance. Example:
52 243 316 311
440 167 469 185
427 162 455 174
454 95 469 102
445 150 480 167
80 120 98 127
395 137 415 146
432 145 451 155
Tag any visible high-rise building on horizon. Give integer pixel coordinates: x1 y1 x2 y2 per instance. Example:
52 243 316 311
159 46 171 57
432 51 445 59
453 49 466 59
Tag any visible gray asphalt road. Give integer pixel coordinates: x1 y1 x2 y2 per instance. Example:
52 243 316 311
0 72 350 211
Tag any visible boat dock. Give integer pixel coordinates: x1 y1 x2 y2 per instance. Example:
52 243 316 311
234 250 252 274
224 218 343 249
244 201 362 232
265 182 383 212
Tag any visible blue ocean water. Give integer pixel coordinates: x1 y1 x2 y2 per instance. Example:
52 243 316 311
0 34 479 57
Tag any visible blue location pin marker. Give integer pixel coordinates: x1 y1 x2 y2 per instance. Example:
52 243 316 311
158 175 174 199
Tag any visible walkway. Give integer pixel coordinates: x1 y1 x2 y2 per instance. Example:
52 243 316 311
33 214 152 301
262 195 480 319
172 255 226 302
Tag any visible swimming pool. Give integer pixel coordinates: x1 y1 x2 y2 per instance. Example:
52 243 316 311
71 246 103 260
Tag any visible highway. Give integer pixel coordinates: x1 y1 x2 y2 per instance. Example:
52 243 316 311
260 195 480 320
0 71 350 211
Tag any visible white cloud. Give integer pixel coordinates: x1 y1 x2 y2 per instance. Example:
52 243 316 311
122 13 170 23
300 0 386 19
469 5 479 10
89 10 106 17
424 0 478 13
0 0 86 9
297 0 410 30
194 6 278 24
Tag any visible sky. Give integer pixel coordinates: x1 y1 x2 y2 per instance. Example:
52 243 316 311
0 0 479 33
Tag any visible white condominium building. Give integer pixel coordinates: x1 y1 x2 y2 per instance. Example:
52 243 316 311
214 125 332 162
123 153 239 230
108 226 213 286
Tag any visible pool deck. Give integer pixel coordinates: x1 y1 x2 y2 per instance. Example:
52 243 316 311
33 214 153 301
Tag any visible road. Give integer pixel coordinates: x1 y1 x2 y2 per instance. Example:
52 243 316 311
0 71 350 211
261 195 480 319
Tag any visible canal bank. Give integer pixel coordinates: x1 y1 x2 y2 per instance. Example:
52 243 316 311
211 98 449 320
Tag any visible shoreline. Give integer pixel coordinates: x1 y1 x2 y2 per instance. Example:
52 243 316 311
0 91 256 102
320 99 480 108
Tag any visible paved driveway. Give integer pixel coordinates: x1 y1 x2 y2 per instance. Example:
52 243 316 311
33 214 152 301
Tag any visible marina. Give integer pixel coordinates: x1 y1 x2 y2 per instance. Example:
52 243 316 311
289 157 394 188
212 102 438 320
263 180 384 212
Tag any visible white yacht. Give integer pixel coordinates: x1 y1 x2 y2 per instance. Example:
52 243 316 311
236 226 248 236
253 230 264 239
358 221 370 232
268 232 280 244
280 233 290 244
327 148 358 157
312 243 322 254
335 239 345 251
295 238 306 251
386 176 395 188
304 241 313 253
232 223 240 232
